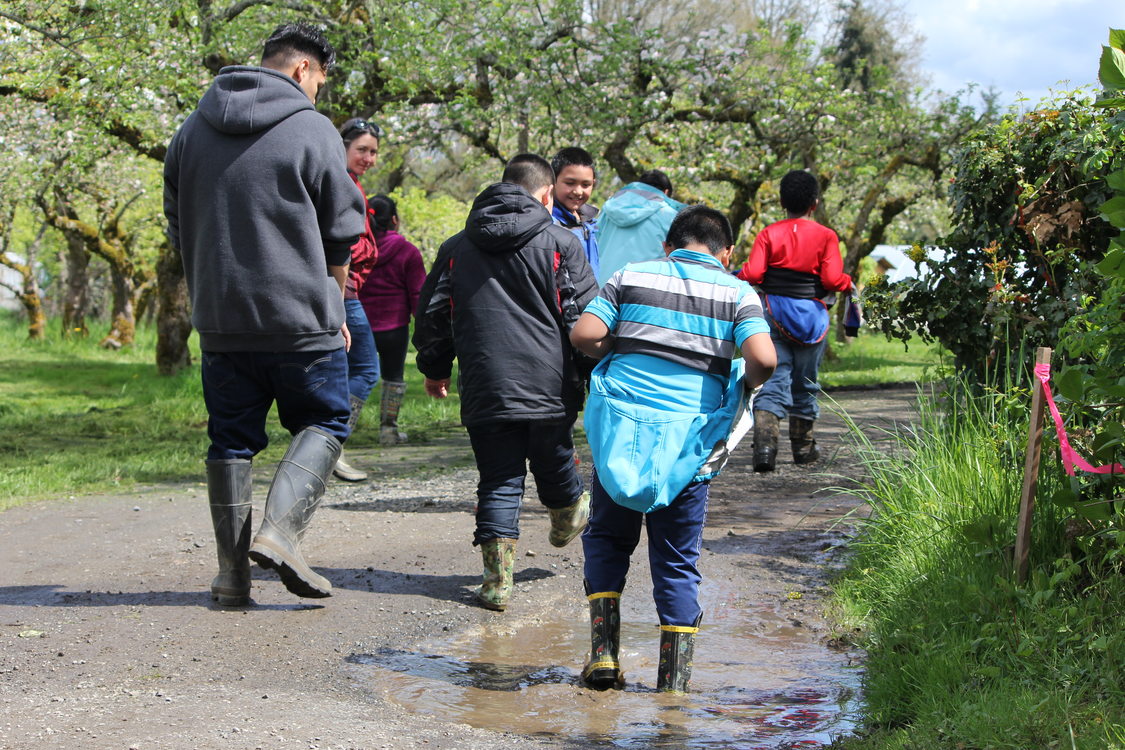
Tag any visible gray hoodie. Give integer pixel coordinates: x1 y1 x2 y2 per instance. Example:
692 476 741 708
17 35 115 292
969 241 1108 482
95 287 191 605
163 66 365 352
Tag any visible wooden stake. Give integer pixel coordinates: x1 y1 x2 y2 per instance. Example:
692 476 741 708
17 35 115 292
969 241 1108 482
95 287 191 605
1014 347 1052 584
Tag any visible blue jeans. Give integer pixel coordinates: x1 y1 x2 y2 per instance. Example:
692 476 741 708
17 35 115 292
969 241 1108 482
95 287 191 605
466 420 584 545
582 472 710 627
754 325 828 421
201 349 351 461
345 298 380 402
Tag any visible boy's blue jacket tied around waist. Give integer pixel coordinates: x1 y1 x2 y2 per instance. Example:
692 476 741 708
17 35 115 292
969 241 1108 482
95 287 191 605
584 355 755 514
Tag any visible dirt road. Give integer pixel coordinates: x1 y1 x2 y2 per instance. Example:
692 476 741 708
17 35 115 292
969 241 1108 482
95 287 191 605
0 387 917 750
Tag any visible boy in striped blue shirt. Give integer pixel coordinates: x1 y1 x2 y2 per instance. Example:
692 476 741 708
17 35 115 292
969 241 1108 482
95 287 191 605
570 205 776 692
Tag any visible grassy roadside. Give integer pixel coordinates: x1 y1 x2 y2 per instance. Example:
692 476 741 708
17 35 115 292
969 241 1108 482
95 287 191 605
829 383 1125 749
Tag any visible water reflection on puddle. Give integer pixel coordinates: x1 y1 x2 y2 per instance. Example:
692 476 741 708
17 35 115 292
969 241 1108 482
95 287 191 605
346 580 862 748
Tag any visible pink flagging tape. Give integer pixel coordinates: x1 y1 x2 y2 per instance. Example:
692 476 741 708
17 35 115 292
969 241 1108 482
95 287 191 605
1034 363 1124 476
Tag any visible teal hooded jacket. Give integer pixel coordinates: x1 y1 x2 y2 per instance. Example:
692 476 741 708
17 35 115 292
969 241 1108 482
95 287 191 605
595 182 685 286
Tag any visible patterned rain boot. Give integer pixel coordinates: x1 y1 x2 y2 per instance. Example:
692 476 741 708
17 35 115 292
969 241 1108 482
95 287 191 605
248 428 341 599
752 410 780 472
206 458 253 606
380 381 409 445
333 394 368 482
581 590 623 689
657 618 700 693
548 491 590 548
475 537 517 611
790 416 820 465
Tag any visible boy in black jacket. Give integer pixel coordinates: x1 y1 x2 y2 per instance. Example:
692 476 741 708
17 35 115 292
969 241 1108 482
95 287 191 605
414 153 598 611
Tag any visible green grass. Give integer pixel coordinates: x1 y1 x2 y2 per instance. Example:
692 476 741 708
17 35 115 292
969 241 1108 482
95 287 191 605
0 313 462 507
820 331 949 388
830 381 1125 749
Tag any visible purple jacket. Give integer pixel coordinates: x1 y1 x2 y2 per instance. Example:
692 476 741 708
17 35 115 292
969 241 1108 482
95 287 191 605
358 229 426 332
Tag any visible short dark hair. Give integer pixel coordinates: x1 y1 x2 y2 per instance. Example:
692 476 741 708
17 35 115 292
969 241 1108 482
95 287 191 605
638 169 672 194
502 153 555 194
666 205 733 255
369 195 397 232
339 117 384 147
551 147 596 179
779 170 819 215
261 22 336 72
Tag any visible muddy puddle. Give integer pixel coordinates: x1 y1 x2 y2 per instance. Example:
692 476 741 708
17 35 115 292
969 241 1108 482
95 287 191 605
346 577 862 748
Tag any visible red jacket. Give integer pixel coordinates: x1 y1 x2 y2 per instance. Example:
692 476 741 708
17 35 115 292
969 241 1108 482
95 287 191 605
737 218 852 299
344 172 379 299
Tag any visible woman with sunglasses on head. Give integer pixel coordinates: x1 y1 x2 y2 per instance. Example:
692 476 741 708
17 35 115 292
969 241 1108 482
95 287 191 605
331 117 385 482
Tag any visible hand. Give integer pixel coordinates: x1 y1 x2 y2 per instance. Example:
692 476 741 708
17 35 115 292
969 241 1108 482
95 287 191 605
424 377 450 399
341 322 352 352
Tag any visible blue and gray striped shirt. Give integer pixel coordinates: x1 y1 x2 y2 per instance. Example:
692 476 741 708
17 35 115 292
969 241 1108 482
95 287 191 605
585 248 769 412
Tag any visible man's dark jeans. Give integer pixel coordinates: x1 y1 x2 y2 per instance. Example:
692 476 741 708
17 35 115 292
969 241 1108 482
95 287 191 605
466 419 584 546
201 349 351 461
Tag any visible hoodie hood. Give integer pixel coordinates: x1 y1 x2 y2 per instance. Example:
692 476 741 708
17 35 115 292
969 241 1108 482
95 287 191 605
464 183 553 254
198 66 313 135
601 182 684 229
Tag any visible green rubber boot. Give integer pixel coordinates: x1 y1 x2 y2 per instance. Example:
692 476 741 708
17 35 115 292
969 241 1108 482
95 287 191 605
548 491 590 548
475 537 516 611
380 381 408 445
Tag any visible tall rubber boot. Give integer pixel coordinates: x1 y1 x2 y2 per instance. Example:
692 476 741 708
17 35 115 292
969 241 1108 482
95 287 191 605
248 428 341 598
548 491 590 548
206 458 253 606
752 410 780 472
475 537 516 611
790 416 820 465
333 394 368 482
657 618 700 693
380 381 408 445
581 590 622 689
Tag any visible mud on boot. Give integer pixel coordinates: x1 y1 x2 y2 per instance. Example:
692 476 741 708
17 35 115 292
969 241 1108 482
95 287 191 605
249 428 341 599
789 416 820 465
548 491 590 548
380 381 409 445
657 619 700 693
475 537 516 611
581 591 623 689
206 458 253 606
752 410 780 472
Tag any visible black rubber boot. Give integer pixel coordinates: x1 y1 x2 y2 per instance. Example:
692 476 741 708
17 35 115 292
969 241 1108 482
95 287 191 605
790 416 820 465
333 394 368 482
206 459 253 606
248 428 341 598
581 590 623 689
752 410 780 472
657 617 700 693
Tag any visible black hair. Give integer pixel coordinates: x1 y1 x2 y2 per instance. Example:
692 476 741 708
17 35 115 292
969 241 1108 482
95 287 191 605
261 22 336 72
637 169 673 194
779 170 819 215
550 147 596 179
502 153 555 194
339 117 384 147
666 205 733 255
369 195 397 233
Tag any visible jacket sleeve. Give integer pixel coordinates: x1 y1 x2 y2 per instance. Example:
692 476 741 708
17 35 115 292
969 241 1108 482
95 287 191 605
162 127 184 253
412 239 457 380
736 230 769 284
555 230 598 332
404 241 427 319
817 230 853 292
309 118 366 267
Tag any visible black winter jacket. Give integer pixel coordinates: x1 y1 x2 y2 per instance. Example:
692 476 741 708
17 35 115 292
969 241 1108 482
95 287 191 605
413 183 598 426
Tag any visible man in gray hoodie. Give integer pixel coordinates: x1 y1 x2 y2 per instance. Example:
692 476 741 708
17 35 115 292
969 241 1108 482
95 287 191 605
163 22 366 605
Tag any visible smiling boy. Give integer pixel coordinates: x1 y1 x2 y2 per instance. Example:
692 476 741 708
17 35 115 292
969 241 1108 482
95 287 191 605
550 147 600 279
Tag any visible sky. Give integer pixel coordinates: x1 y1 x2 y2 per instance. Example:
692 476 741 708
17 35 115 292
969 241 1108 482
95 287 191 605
899 0 1125 109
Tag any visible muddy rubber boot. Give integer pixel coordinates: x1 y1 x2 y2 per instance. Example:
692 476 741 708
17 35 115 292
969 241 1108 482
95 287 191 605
379 381 408 445
248 428 341 599
790 416 820 465
475 537 516 611
752 410 780 472
548 491 590 548
333 394 368 482
206 458 253 606
657 620 700 693
581 591 623 689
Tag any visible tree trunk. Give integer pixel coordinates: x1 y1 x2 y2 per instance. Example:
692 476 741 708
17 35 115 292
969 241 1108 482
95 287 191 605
155 240 192 374
60 232 90 339
99 266 136 349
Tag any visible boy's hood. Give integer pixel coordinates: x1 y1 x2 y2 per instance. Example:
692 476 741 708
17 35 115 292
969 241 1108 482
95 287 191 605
198 66 313 135
601 183 684 228
465 183 553 253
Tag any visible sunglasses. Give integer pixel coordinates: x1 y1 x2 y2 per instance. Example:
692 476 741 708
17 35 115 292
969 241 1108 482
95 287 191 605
343 119 385 139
